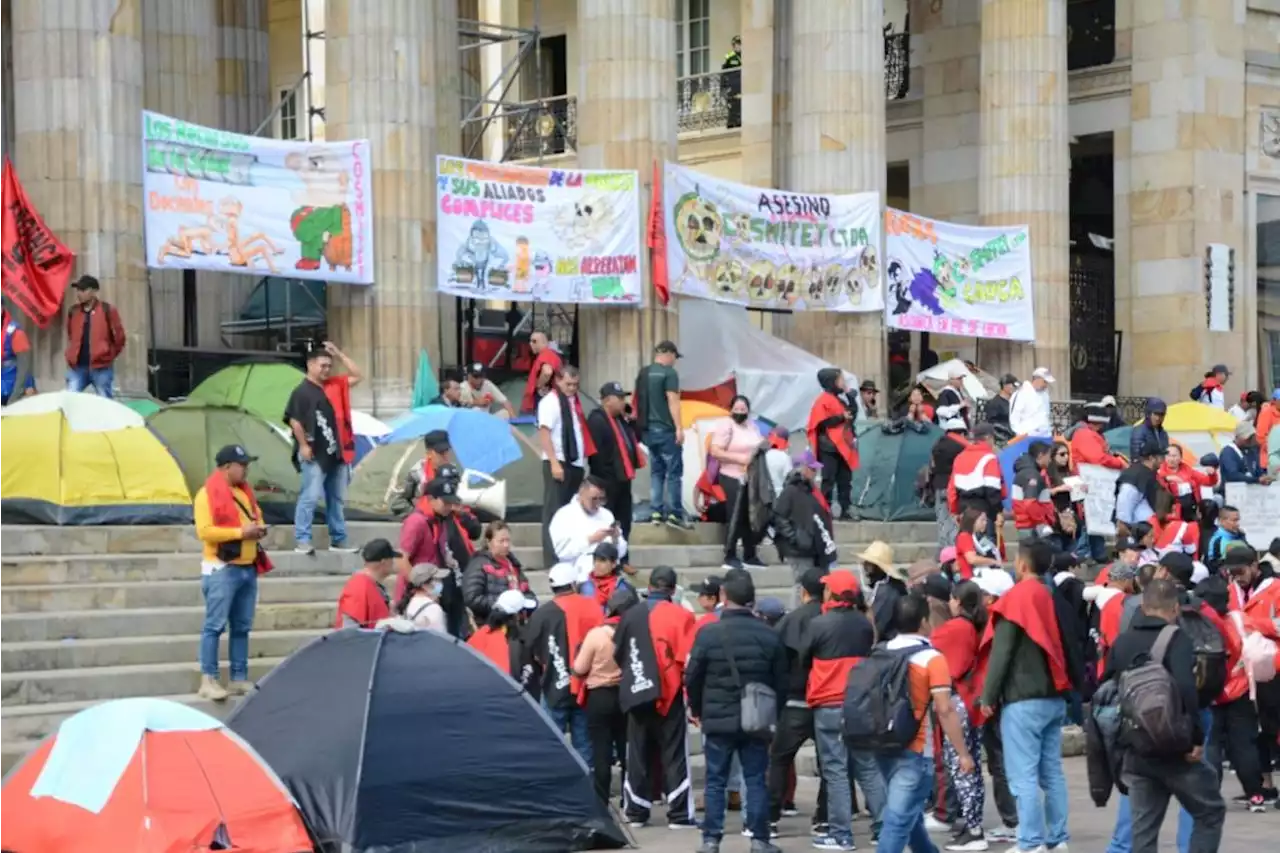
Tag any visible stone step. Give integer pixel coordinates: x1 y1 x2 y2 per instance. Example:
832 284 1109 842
0 576 350 614
0 693 237 742
1 629 324 672
1 658 285 707
1 520 954 557
1 602 337 643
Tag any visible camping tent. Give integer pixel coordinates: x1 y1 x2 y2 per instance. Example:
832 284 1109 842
1 410 191 525
227 629 627 853
147 403 300 524
916 359 1000 402
118 397 163 419
676 299 857 430
1100 401 1235 462
187 361 304 426
1 390 145 431
1 698 311 853
848 422 941 521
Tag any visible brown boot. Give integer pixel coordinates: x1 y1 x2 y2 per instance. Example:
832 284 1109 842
198 675 229 702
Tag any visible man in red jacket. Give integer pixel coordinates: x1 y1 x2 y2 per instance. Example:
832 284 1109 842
64 275 125 399
948 423 1006 526
1011 441 1058 533
1069 403 1126 470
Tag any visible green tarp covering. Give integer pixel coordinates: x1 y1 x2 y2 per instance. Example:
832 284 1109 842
848 422 941 522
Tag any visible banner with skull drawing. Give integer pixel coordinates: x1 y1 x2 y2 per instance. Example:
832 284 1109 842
435 156 643 305
662 163 883 312
142 111 375 283
883 209 1035 341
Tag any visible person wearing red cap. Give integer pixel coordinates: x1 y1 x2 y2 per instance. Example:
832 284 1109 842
799 570 884 849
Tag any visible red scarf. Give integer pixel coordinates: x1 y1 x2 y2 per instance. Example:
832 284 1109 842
204 470 261 527
981 577 1071 693
521 348 563 413
806 391 858 470
591 572 620 610
605 410 641 479
812 486 830 514
568 393 598 457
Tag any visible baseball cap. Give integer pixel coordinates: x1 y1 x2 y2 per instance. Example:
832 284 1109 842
72 274 100 291
693 575 723 598
1085 402 1110 424
425 477 461 504
548 562 577 588
599 381 630 399
800 567 827 598
655 340 682 358
1222 545 1258 570
939 546 958 564
1272 388 1280 402
1000 373 1019 388
1235 421 1257 441
1158 552 1195 585
821 570 861 596
408 563 442 587
921 573 952 603
972 423 996 441
1101 394 1117 407
214 444 257 466
649 565 678 589
1116 536 1141 553
1211 363 1231 377
361 538 401 563
1032 367 1056 383
467 362 485 377
792 450 824 471
973 569 1014 598
495 589 537 615
593 541 620 562
424 430 452 452
755 597 785 622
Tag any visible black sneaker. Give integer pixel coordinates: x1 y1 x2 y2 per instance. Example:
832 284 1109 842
650 511 664 526
626 811 650 828
666 513 693 530
811 823 830 837
722 557 745 571
782 803 800 817
668 817 699 831
1262 786 1279 805
742 555 768 570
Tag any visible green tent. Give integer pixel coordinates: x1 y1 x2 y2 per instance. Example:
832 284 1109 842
147 403 301 524
1104 425 1132 457
847 421 941 521
187 362 304 427
119 397 163 418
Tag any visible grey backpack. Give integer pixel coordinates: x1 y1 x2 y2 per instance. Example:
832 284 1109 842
1117 624 1195 757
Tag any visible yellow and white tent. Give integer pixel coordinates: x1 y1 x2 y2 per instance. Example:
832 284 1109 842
1 394 191 525
1153 401 1238 460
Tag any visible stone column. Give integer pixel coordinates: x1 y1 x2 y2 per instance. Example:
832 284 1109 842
787 0 886 390
1121 0 1247 400
917 0 980 222
738 0 775 188
574 0 678 394
10 0 148 393
141 0 217 350
325 0 460 413
977 0 1071 395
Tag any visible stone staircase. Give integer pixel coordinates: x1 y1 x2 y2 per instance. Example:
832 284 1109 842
0 519 945 773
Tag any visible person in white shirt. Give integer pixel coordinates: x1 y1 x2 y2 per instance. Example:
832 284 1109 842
763 425 792 498
1228 390 1263 424
459 362 516 418
1194 363 1230 410
1008 366 1055 437
538 365 591 565
548 475 629 583
395 563 449 633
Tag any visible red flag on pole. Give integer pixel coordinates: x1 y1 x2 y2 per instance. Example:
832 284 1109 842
1 158 75 328
646 159 670 306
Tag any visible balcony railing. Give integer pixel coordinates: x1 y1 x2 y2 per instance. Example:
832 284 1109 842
885 31 909 101
503 95 577 162
1067 0 1115 71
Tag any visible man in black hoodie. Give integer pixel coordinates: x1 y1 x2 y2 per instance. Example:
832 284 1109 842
1102 578 1224 853
772 453 837 606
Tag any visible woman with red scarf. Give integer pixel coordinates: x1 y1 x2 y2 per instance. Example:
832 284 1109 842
1156 444 1217 525
587 381 644 542
807 368 857 520
577 542 634 612
462 521 530 624
574 586 640 803
192 445 270 703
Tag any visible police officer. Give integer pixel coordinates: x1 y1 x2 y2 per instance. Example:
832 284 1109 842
721 35 742 128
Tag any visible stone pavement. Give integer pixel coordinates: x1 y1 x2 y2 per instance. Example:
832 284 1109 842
624 757 1280 852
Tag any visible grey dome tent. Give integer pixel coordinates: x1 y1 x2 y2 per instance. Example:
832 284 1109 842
226 628 627 853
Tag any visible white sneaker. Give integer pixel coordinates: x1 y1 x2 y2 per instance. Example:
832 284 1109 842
945 835 989 852
294 543 315 555
328 543 358 553
923 814 953 833
1010 847 1046 853
985 827 1017 843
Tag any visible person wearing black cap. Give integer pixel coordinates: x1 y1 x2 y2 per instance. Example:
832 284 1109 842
1129 398 1169 462
634 340 689 529
1115 439 1166 537
391 430 456 516
587 380 641 542
334 539 400 630
613 565 698 828
459 362 515 418
396 477 479 637
64 274 125 399
193 444 268 702
982 374 1019 437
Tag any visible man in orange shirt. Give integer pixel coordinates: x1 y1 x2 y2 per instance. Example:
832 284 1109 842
1258 389 1280 470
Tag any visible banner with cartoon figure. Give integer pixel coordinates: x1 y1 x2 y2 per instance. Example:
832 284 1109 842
883 209 1034 341
662 163 882 312
142 111 374 284
435 156 642 305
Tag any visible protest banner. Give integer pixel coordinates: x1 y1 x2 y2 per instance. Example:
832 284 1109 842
1078 463 1120 537
436 156 642 305
662 162 882 312
1 159 74 328
143 112 374 284
883 208 1034 341
1224 482 1280 550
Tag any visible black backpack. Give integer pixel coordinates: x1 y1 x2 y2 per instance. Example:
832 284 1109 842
1177 605 1227 707
842 641 926 751
1117 624 1196 757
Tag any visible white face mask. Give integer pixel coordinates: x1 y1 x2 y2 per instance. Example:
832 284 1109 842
430 581 444 597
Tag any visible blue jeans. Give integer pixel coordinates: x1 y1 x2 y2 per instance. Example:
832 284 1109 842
815 706 887 842
294 460 349 546
874 750 937 853
1001 698 1070 851
644 427 683 518
546 702 593 770
200 566 258 680
1176 707 1216 853
1105 794 1131 853
703 734 770 843
66 364 114 399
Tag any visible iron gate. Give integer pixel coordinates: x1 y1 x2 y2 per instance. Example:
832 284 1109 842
1069 251 1119 396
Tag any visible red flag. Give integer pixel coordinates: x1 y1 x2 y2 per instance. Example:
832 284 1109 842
646 159 670 306
1 158 75 328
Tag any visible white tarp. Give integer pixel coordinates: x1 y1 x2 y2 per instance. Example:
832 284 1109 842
675 299 857 430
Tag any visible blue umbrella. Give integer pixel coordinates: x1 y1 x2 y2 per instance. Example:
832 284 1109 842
382 405 522 474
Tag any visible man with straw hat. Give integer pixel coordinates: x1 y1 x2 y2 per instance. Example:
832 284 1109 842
859 541 906 641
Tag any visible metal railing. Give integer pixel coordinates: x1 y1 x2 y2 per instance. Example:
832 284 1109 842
503 94 577 161
972 395 1151 436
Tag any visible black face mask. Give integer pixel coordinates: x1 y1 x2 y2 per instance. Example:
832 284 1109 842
731 412 749 424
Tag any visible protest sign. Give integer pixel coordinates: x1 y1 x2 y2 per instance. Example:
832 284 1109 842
1224 482 1280 550
143 111 374 284
662 162 882 312
883 209 1034 341
1078 463 1120 537
436 156 642 305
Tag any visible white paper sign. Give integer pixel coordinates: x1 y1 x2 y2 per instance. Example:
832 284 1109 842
1224 482 1280 550
1079 463 1121 537
143 111 375 283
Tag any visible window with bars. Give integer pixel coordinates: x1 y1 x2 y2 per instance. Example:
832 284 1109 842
676 0 711 78
278 89 298 141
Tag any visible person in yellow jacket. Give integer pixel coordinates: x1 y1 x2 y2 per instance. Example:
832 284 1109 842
193 444 268 701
